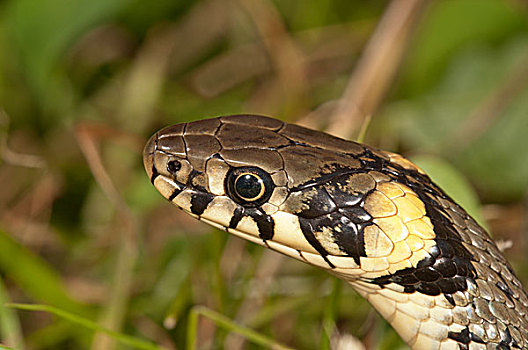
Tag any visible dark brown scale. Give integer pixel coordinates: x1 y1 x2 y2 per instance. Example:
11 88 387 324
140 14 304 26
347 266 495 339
184 117 221 135
220 114 284 130
278 122 364 155
414 267 442 283
435 258 457 278
436 279 459 294
217 123 290 150
391 271 420 286
414 282 441 295
435 239 455 258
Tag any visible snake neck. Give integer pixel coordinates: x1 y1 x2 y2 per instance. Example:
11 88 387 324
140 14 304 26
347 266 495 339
350 280 527 349
352 281 457 349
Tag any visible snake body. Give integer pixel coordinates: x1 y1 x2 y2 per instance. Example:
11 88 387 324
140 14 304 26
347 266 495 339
143 114 528 349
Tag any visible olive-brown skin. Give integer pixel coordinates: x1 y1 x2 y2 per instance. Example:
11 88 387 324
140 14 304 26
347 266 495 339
144 115 528 349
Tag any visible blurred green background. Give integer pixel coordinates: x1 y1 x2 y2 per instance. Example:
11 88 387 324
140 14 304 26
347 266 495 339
0 0 527 349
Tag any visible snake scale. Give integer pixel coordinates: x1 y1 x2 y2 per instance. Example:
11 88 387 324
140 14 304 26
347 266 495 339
143 114 528 349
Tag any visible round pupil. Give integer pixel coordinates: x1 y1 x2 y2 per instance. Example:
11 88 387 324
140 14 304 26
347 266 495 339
235 174 263 200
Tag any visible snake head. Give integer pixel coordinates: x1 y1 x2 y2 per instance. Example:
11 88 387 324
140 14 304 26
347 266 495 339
146 114 439 273
144 113 437 279
144 115 374 271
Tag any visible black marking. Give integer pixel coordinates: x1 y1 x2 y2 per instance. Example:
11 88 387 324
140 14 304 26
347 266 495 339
501 327 512 345
453 276 468 291
356 223 368 258
247 208 275 241
323 174 366 207
290 168 357 192
435 239 455 258
296 187 337 219
470 332 485 344
416 252 435 269
190 192 214 215
448 328 470 344
332 215 363 265
403 286 414 293
436 278 458 294
414 281 440 295
414 267 441 283
392 272 419 286
358 149 384 171
341 207 371 224
229 207 244 229
298 217 335 268
435 258 457 278
300 209 365 265
150 165 160 184
496 277 516 304
444 293 455 307
207 152 224 162
168 187 183 201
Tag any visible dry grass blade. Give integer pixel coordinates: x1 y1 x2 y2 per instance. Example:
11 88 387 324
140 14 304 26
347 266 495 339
74 123 140 350
0 111 46 169
224 251 284 349
75 123 135 212
327 0 428 139
190 22 373 98
117 0 227 131
236 0 309 116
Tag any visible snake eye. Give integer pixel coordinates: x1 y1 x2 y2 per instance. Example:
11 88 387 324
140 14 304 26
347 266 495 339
226 167 274 207
234 173 265 201
167 160 181 175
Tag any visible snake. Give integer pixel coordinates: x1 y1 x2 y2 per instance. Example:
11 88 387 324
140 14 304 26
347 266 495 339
143 114 528 349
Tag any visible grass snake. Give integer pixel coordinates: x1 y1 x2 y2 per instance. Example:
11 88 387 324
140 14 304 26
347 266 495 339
143 114 528 349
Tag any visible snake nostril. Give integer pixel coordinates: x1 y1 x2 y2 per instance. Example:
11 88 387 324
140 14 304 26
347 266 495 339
167 160 181 175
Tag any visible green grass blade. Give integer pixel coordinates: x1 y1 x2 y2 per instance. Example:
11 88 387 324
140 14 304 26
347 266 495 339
0 278 24 349
355 114 372 144
0 229 89 316
187 305 294 350
410 155 484 227
6 303 165 350
320 278 342 350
